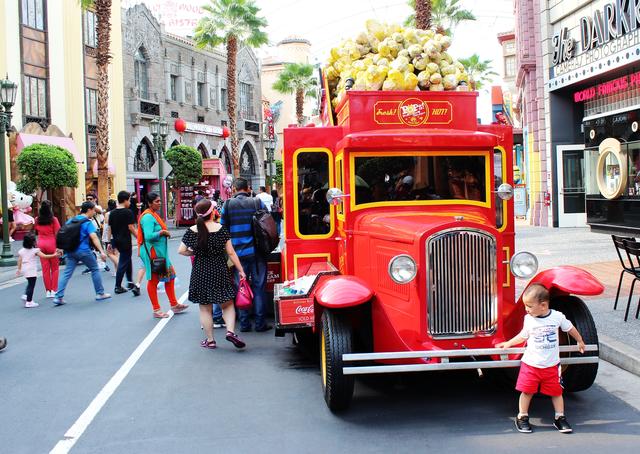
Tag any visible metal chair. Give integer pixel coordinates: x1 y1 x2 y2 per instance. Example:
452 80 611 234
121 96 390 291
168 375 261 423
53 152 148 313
612 235 637 310
621 239 640 321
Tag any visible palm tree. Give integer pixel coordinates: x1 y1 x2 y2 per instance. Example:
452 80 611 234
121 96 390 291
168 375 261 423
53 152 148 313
457 54 498 90
406 0 475 35
80 0 112 203
194 0 268 177
414 0 431 30
272 63 318 126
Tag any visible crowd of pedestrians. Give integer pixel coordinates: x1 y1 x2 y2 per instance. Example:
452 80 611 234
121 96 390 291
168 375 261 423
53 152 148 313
8 180 282 350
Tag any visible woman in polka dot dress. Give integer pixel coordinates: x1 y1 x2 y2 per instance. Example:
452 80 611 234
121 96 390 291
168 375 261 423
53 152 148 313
178 199 246 349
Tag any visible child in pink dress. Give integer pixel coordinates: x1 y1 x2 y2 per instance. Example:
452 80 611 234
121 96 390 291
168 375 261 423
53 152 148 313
16 233 59 308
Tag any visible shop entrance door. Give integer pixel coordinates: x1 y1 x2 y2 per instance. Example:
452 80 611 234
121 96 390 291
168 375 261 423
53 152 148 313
556 145 586 227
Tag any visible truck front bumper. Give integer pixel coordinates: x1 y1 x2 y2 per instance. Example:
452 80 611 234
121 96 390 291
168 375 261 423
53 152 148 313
342 345 599 375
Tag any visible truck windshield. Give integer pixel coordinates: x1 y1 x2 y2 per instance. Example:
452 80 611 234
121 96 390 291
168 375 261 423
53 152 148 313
353 154 487 205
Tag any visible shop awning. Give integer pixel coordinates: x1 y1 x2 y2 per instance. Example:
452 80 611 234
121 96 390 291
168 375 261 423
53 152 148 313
16 133 84 164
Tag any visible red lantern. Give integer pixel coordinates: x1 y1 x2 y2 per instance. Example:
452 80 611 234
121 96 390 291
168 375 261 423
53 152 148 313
222 126 230 138
174 118 187 133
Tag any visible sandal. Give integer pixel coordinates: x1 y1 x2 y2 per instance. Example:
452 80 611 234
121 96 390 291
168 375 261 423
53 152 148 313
225 331 246 349
171 303 189 314
200 339 217 349
153 310 169 319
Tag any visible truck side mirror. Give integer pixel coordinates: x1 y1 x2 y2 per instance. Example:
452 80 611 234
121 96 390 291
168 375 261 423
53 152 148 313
326 188 349 206
495 183 514 200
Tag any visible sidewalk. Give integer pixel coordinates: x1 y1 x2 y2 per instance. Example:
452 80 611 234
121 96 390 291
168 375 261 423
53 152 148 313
516 224 640 377
0 226 188 288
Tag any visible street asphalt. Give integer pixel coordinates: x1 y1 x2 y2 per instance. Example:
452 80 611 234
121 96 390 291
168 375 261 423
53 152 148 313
1 233 640 453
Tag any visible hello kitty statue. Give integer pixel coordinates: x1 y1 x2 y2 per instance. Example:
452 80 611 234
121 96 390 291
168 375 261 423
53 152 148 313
7 181 35 228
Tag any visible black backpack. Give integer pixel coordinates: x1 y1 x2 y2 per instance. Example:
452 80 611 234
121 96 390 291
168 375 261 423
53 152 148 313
56 217 90 252
252 199 279 255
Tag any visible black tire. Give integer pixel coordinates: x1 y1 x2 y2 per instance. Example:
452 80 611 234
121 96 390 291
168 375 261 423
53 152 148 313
320 310 354 412
551 296 599 392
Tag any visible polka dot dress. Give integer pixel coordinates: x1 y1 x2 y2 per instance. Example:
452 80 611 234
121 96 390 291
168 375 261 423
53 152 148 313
182 227 236 305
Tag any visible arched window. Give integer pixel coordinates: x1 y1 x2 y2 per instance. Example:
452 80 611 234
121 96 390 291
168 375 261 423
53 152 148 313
220 146 232 174
134 138 156 172
239 143 256 185
134 48 149 99
198 143 208 159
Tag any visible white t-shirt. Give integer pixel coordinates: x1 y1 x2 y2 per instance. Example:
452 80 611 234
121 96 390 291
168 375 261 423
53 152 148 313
256 192 273 212
19 247 40 278
519 309 574 368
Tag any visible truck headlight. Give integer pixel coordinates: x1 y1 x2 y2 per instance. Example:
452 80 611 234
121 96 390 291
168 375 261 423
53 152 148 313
510 252 538 279
388 255 417 284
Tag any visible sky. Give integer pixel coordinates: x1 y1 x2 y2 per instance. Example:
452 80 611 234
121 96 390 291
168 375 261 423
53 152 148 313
122 0 515 122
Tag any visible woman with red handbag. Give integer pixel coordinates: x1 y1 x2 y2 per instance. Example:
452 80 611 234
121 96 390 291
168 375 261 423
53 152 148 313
178 199 247 349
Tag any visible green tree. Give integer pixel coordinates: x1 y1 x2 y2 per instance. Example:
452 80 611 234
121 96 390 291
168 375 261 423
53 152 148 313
79 0 113 203
272 63 318 126
16 144 78 196
406 0 476 34
273 160 283 187
458 54 498 90
164 145 203 186
194 0 268 177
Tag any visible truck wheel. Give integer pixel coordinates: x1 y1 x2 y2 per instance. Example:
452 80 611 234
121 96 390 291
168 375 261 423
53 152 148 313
321 310 354 412
551 296 599 392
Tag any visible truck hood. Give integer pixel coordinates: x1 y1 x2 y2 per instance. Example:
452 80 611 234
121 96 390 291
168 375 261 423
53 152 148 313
353 209 494 244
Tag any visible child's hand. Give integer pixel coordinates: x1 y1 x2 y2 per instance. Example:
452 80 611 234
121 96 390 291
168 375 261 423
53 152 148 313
496 342 508 349
577 340 586 354
15 269 21 276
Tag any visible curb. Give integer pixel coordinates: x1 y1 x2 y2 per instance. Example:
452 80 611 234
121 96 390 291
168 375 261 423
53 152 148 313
599 334 640 377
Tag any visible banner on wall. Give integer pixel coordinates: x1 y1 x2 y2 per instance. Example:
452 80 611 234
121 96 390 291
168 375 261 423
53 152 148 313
122 0 204 37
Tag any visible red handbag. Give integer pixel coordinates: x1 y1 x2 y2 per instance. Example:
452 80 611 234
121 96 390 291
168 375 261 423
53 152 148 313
236 278 253 310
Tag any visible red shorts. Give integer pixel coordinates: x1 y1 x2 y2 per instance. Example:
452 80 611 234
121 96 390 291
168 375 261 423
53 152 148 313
516 362 563 396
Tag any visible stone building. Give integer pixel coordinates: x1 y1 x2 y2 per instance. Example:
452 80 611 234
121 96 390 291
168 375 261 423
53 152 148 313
121 4 264 216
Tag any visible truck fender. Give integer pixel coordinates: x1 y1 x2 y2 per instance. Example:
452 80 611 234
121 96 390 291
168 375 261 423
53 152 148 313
518 266 604 302
314 275 374 309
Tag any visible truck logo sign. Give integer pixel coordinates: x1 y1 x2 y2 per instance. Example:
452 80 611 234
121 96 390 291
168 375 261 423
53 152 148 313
374 99 453 126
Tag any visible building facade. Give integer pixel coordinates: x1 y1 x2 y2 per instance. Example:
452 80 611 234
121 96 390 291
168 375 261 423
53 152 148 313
122 4 264 219
261 37 316 161
515 0 551 227
543 0 640 233
0 0 127 219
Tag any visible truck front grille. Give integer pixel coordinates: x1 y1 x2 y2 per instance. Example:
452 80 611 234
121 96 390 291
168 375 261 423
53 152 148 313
427 229 497 338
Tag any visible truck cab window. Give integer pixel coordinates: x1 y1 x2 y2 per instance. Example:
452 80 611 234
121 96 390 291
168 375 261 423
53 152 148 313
296 151 331 236
494 149 504 229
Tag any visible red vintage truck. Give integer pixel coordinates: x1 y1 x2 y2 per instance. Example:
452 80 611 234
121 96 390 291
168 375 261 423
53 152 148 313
273 87 603 411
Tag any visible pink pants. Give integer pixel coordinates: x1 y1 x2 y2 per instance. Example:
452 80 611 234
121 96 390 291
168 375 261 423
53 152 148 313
40 256 59 292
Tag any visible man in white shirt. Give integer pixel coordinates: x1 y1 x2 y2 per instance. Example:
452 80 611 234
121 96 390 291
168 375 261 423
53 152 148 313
256 186 273 212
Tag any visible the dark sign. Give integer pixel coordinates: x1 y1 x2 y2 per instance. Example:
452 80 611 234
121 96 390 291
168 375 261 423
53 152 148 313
579 0 640 52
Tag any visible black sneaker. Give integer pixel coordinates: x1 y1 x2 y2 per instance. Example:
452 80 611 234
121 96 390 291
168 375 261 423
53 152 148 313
104 265 111 272
131 286 141 297
82 268 91 275
553 416 573 433
114 287 128 294
213 318 226 329
515 415 532 433
255 324 273 333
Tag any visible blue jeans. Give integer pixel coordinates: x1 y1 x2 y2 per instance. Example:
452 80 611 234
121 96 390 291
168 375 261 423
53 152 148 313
56 249 105 298
234 256 267 330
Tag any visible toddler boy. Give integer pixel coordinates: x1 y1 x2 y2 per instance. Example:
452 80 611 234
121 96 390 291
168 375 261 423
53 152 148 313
497 283 585 434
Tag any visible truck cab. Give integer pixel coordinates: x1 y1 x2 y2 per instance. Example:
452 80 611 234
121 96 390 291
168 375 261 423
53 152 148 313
274 89 601 411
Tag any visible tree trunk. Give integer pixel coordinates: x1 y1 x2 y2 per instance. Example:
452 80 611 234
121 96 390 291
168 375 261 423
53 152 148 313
227 36 239 178
95 0 112 203
415 0 432 30
296 88 304 126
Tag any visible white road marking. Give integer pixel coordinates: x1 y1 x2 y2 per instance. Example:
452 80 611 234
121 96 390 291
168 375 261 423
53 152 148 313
49 291 189 454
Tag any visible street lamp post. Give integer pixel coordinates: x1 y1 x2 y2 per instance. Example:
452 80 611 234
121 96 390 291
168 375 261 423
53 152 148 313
149 118 168 219
264 139 275 189
0 75 18 267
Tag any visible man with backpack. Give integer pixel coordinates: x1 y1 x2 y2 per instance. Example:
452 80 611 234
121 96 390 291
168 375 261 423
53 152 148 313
220 178 276 332
53 201 111 306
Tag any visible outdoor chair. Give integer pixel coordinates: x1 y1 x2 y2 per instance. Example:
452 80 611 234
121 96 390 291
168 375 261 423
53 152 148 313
621 239 640 322
612 235 637 310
